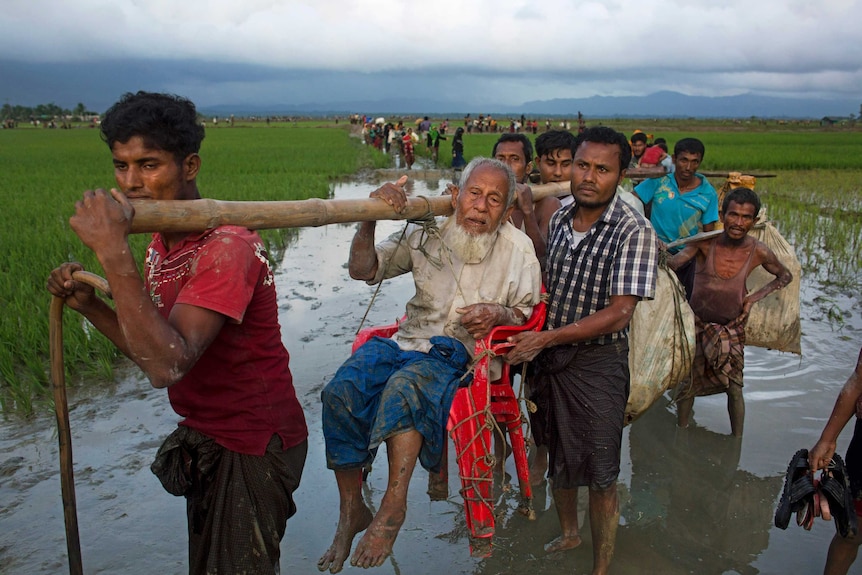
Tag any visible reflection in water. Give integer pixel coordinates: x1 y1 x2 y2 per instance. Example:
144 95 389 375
625 398 782 574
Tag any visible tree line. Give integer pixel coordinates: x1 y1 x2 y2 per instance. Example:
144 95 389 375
1 102 95 122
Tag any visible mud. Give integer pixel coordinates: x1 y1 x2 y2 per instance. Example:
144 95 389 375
1 176 861 575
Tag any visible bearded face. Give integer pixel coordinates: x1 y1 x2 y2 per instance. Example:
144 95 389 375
447 219 501 261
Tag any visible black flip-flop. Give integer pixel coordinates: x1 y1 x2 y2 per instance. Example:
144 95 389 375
775 448 817 530
819 454 859 538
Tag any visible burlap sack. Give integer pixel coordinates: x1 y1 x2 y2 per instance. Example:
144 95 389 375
745 220 802 354
626 263 696 424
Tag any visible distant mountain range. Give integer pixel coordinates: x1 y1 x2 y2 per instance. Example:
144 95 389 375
1 58 856 119
201 91 859 120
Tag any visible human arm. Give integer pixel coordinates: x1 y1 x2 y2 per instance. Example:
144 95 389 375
810 348 862 471
348 176 409 280
736 242 792 324
511 184 546 261
62 188 227 388
701 185 720 232
46 261 129 356
666 243 700 271
505 294 640 364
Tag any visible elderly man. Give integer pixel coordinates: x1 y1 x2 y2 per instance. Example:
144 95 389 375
506 127 657 575
668 187 791 436
317 157 542 573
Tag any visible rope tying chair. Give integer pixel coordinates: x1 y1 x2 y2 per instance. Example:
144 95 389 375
351 293 547 556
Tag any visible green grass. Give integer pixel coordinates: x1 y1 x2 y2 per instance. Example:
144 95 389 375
0 123 388 414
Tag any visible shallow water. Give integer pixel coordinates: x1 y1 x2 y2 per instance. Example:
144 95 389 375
1 176 861 575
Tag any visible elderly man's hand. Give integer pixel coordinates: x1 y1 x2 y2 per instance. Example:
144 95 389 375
457 303 521 341
370 175 409 213
504 330 548 364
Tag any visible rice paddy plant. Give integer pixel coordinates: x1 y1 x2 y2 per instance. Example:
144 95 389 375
0 123 388 414
757 170 862 291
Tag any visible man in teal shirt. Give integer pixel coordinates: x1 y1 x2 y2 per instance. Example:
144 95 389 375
634 137 718 298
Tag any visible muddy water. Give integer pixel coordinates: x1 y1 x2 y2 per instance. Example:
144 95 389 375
1 176 861 575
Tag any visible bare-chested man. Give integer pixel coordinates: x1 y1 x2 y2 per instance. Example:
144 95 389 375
668 187 792 436
493 132 562 265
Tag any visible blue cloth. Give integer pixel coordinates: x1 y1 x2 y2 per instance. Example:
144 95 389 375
321 336 471 473
635 174 718 253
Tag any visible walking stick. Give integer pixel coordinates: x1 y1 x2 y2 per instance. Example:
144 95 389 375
49 271 111 575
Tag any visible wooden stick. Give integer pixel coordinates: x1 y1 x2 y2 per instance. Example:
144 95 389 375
50 295 83 575
129 181 572 234
50 271 111 575
664 221 769 249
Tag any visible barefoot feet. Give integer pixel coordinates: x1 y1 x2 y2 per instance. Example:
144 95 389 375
318 503 373 573
350 507 406 569
544 533 583 553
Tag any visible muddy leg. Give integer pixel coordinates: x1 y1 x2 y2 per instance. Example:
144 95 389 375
588 483 620 575
727 384 745 437
545 486 582 552
529 444 549 486
351 429 422 569
493 430 512 478
824 531 862 575
317 468 373 574
677 396 694 429
427 447 448 501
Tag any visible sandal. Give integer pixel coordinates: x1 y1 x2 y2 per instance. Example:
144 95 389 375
819 454 859 538
775 448 817 530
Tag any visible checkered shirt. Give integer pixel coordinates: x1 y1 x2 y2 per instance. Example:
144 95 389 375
545 193 658 344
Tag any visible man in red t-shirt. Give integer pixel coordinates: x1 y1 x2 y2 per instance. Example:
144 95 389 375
47 91 307 575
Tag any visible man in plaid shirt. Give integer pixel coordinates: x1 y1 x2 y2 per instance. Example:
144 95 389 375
507 126 657 575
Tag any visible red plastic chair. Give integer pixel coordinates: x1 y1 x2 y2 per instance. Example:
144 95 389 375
351 297 547 556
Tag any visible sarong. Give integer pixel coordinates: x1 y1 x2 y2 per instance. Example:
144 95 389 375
846 419 862 510
678 317 745 401
322 336 470 473
531 340 630 490
151 426 307 575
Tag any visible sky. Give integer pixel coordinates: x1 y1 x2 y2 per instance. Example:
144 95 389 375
2 0 861 113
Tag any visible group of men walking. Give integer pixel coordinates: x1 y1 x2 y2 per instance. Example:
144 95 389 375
55 91 862 575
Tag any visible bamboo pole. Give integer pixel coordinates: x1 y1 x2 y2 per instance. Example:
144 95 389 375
129 181 572 234
50 271 112 575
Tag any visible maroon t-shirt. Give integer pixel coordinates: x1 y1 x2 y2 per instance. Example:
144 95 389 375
640 145 664 166
145 226 307 456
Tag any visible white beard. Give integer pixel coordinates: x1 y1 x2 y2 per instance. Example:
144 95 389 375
446 219 500 262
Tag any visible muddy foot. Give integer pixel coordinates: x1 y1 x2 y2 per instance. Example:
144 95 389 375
350 508 406 569
318 504 373 573
544 534 582 553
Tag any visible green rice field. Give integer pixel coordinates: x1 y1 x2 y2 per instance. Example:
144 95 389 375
0 120 860 414
0 123 389 414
